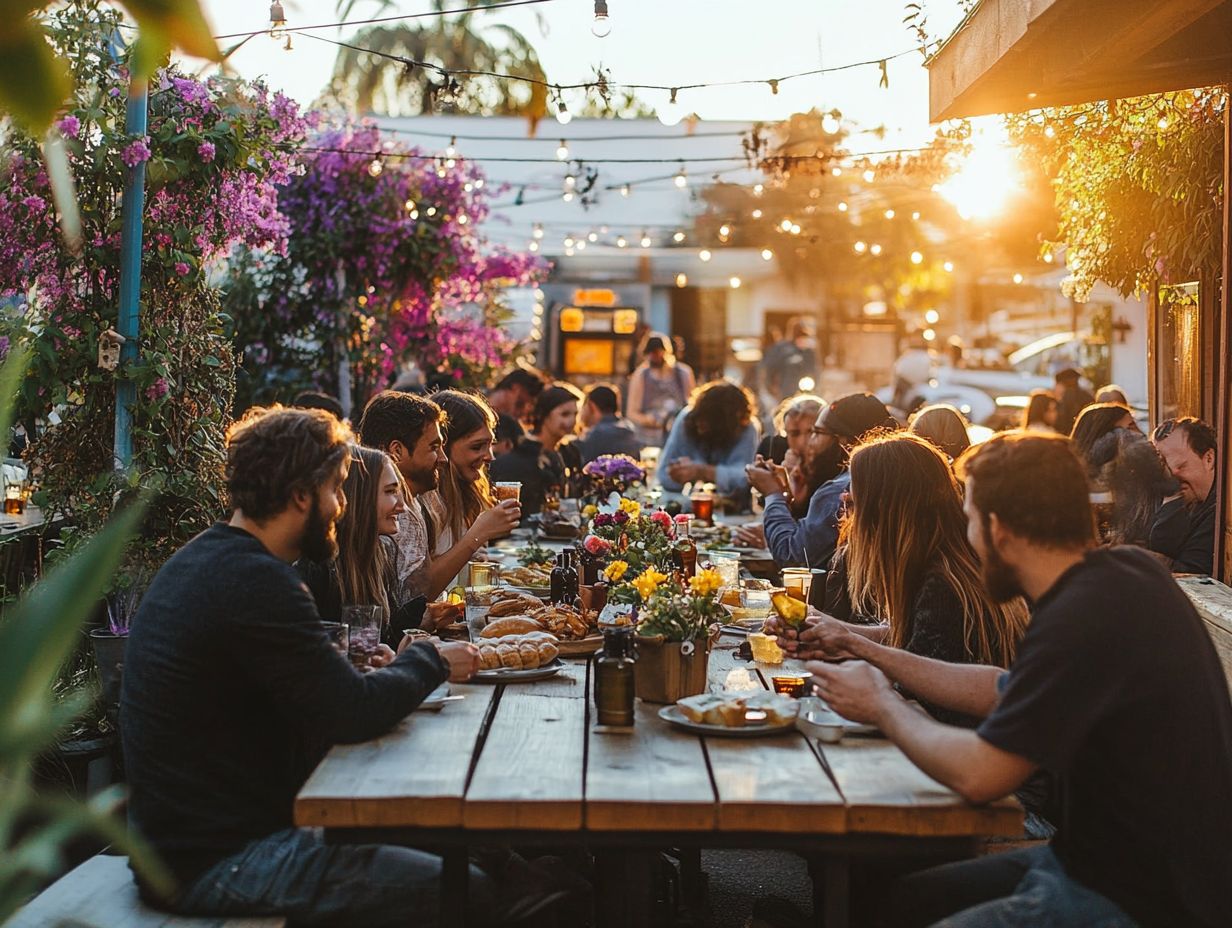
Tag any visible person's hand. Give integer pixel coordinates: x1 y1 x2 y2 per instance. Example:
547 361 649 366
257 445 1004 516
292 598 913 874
745 456 787 496
806 659 897 725
473 499 522 541
734 522 765 548
783 449 801 473
796 613 861 661
368 643 397 669
435 640 481 682
667 456 700 484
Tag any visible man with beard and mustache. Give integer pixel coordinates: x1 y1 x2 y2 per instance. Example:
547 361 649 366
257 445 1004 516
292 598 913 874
120 406 516 926
747 392 896 572
802 433 1232 928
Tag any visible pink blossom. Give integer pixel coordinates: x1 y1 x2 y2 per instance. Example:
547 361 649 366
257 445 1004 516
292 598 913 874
122 138 151 167
57 115 80 139
144 378 169 401
22 196 46 212
649 510 674 532
583 535 613 557
174 262 191 276
198 141 216 163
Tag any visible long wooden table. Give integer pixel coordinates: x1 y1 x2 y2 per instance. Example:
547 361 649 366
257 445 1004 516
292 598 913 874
295 639 1020 927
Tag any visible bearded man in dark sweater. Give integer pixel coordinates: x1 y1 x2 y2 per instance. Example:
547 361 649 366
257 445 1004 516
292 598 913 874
121 407 550 926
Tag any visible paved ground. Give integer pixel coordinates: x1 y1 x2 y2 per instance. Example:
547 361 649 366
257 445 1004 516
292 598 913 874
701 850 814 928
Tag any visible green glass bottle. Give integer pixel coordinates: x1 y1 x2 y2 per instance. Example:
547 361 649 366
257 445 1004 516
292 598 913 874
594 627 636 727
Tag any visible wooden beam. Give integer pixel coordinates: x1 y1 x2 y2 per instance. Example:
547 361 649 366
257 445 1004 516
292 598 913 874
1218 85 1232 582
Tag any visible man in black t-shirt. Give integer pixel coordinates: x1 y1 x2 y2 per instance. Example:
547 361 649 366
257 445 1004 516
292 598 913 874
123 407 564 926
1149 416 1217 575
806 433 1232 927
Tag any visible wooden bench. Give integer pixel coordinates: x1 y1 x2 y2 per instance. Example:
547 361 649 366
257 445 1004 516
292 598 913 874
8 855 285 928
1177 576 1232 696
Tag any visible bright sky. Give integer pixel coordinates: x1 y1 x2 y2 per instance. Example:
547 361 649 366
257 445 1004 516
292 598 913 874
184 0 967 148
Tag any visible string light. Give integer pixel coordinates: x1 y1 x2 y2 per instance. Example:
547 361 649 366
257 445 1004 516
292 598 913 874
1043 252 1054 263
676 273 688 287
854 240 867 253
751 209 763 219
555 92 572 125
719 224 731 238
761 248 774 261
616 235 628 247
563 235 576 248
699 248 712 262
659 88 683 127
943 261 954 272
923 328 936 342
767 79 779 95
790 224 801 234
911 211 920 220
925 309 940 325
753 184 764 196
831 166 842 177
533 223 544 239
673 231 686 243
1013 272 1024 284
884 208 895 219
620 184 631 197
564 173 577 189
730 276 742 288
367 157 383 177
821 111 841 134
910 250 923 264
674 165 688 188
426 206 437 216
863 168 875 183
528 240 539 252
837 201 848 212
562 190 574 202
592 0 612 37
457 213 468 224
870 243 882 255
404 198 416 212
779 219 793 231
641 233 652 248
445 136 457 159
576 239 586 250
588 231 599 242
556 140 569 161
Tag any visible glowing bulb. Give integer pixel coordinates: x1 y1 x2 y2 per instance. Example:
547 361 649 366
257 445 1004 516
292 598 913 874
780 219 793 232
838 201 848 212
556 99 572 125
457 213 468 225
676 273 688 288
475 178 484 189
761 248 773 261
1043 251 1054 263
854 240 867 253
831 166 842 177
404 199 416 212
616 236 627 248
565 248 575 257
426 206 437 217
640 234 652 248
870 243 882 256
463 183 473 193
719 224 731 238
620 184 631 197
563 236 575 248
912 211 920 220
591 0 611 37
368 158 383 177
751 209 763 219
564 174 577 190
1157 116 1168 130
660 88 683 126
1044 125 1055 138
674 167 688 188
699 249 712 262
1013 272 1024 284
753 184 764 196
557 140 569 161
533 223 544 239
925 309 940 325
729 276 742 289
798 376 816 392
445 137 457 159
884 209 896 219
588 231 598 242
576 240 586 250
910 250 923 264
790 224 801 235
863 169 875 183
923 328 937 342
562 191 574 202
943 261 954 272
821 111 841 134
673 231 685 243
409 209 419 220
529 241 539 252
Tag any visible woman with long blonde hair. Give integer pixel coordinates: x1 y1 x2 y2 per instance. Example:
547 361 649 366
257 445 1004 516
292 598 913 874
774 433 1029 725
425 390 499 554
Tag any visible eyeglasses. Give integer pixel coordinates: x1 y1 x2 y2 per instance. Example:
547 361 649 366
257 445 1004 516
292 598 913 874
1152 419 1178 442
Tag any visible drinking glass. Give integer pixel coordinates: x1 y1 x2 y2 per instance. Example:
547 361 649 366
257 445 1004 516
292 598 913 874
493 481 522 503
4 484 25 516
465 586 496 640
321 621 349 657
690 490 714 524
712 553 740 589
342 604 382 669
467 561 498 588
781 568 813 603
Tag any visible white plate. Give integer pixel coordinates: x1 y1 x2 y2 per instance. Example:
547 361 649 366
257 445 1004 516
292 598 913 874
416 681 451 712
473 658 563 684
657 704 798 738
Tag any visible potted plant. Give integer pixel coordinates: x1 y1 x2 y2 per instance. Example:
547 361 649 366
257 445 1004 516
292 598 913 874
628 568 725 704
88 582 142 711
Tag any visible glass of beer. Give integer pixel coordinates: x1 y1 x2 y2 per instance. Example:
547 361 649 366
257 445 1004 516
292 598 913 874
781 568 813 603
468 560 498 588
4 484 25 516
342 604 382 670
493 481 522 503
690 490 714 524
771 674 807 698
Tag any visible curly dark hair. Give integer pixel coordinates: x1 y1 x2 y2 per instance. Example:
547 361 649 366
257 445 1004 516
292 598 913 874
357 390 444 454
683 381 756 455
225 406 352 521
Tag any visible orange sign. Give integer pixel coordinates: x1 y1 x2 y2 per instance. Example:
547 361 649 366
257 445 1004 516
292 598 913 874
559 307 585 332
613 309 639 334
572 288 618 307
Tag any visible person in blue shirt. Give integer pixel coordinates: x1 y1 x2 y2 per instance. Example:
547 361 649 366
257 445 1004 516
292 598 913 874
656 380 760 510
747 392 896 571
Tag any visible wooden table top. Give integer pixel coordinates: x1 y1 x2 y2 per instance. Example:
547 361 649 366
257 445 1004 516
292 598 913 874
295 638 1021 838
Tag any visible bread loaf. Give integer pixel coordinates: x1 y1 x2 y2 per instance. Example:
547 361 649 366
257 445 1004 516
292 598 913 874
481 616 543 638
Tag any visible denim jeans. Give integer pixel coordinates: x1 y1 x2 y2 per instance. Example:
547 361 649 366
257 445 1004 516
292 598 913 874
170 828 496 927
887 845 1138 928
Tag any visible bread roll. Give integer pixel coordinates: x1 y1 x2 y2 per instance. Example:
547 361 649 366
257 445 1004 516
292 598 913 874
676 694 724 724
537 641 559 664
497 643 522 669
716 699 748 728
479 647 501 671
481 616 543 638
518 642 541 668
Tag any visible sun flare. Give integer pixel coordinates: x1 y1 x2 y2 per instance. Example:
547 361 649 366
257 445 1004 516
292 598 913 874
937 126 1023 222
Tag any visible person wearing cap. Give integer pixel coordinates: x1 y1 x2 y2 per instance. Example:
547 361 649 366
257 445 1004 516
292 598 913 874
1053 368 1095 437
625 333 696 447
747 392 896 572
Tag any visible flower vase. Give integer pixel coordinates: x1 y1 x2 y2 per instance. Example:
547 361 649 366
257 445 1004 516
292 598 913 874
633 632 714 704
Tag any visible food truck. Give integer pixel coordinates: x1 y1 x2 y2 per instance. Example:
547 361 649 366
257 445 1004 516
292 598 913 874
541 288 643 385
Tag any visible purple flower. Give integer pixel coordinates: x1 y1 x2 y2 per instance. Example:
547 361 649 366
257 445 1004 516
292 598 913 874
198 141 216 163
57 115 80 139
0 336 10 358
174 261 191 276
22 196 46 212
144 378 169 401
122 138 151 167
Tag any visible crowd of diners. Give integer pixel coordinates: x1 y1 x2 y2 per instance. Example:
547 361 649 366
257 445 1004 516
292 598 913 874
116 345 1231 926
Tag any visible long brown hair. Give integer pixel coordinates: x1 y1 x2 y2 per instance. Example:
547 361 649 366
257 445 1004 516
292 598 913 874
335 445 396 619
683 380 756 456
432 390 497 544
1021 389 1057 429
842 433 1028 667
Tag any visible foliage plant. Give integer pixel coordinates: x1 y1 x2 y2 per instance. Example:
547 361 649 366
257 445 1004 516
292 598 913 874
0 346 170 920
223 118 546 408
1006 89 1226 301
632 568 725 642
0 1 308 581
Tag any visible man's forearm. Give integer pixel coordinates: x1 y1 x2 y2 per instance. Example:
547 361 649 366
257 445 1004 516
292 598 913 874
851 638 1003 718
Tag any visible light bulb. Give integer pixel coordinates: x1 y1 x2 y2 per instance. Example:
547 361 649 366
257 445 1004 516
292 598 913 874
729 276 741 289
761 249 773 261
529 241 539 252
911 211 920 220
751 209 762 219
563 236 575 248
884 209 896 219
719 224 731 238
673 231 685 243
943 261 954 272
587 232 598 242
533 224 544 239
821 112 841 134
556 98 572 125
699 249 712 262
837 201 848 212
620 184 631 197
562 191 574 202
910 250 923 264
676 273 688 288
659 88 682 126
404 199 416 212
474 178 484 189
870 243 882 256
1013 273 1024 284
923 328 936 342
863 169 875 183
925 309 940 325
576 240 586 250
753 184 764 197
780 219 792 232
557 140 569 161
445 137 457 159
831 166 842 177
564 173 577 190
854 241 866 253
640 234 652 248
591 0 611 37
616 236 627 248
791 224 801 235
674 167 688 188
426 207 437 217
457 213 468 225
368 158 383 177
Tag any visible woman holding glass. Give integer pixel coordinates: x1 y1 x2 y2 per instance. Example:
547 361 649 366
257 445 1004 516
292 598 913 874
489 382 584 518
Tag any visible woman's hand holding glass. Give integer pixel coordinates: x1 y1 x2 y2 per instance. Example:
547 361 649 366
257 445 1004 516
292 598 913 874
473 498 521 542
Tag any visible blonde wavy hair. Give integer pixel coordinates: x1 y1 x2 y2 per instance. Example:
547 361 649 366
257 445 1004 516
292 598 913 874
842 433 1028 667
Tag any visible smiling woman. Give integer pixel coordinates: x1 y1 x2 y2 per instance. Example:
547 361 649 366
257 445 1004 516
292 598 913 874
426 390 501 553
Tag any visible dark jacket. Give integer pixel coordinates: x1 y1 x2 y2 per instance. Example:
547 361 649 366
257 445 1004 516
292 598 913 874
1150 490 1216 575
576 414 643 464
489 436 582 518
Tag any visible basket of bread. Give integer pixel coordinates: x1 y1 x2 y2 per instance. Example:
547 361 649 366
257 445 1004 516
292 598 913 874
658 691 799 737
474 631 562 681
477 603 601 656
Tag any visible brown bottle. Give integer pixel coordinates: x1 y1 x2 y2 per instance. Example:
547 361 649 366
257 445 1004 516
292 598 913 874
673 514 697 578
594 627 636 727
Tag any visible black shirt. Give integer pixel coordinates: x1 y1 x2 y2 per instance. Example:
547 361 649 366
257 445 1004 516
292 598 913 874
489 435 581 517
1150 491 1216 575
755 433 789 465
121 524 448 892
978 547 1232 926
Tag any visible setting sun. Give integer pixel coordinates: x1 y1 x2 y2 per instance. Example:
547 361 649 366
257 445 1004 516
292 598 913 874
936 125 1023 221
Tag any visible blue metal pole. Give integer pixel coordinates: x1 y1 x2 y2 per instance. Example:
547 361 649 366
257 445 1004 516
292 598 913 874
114 77 147 471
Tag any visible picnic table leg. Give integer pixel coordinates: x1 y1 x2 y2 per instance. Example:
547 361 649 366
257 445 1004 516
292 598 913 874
442 846 469 927
819 855 850 928
677 848 707 922
593 849 656 928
